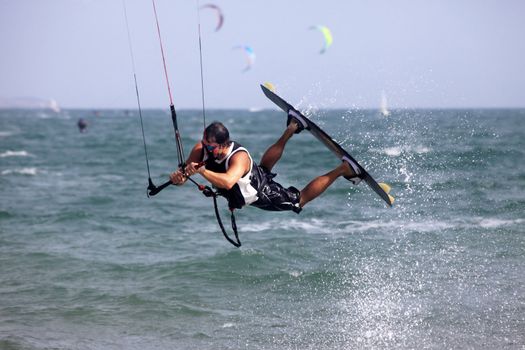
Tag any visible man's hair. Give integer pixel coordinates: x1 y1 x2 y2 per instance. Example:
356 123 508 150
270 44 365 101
204 121 231 146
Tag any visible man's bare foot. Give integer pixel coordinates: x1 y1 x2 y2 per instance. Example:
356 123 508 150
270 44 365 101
286 120 299 133
341 157 363 185
287 110 307 134
339 161 357 178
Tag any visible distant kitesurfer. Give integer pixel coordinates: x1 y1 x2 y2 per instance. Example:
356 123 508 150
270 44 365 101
169 115 360 213
77 118 88 133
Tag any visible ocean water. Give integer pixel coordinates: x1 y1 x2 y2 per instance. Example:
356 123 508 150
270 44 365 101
0 107 524 349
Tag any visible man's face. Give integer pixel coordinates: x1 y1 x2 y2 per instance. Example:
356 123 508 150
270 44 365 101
202 138 221 159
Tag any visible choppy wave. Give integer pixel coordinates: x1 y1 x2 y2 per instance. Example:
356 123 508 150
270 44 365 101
476 217 525 229
1 167 39 176
240 217 330 234
0 108 523 350
0 150 33 158
376 145 431 157
242 215 525 236
339 217 524 233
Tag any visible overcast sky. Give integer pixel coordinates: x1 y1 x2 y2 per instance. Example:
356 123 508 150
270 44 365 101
1 0 524 109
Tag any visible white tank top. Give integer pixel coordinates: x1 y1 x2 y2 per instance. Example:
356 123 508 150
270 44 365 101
203 142 259 206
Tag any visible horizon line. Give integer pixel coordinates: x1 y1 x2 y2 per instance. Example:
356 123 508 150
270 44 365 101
2 106 525 112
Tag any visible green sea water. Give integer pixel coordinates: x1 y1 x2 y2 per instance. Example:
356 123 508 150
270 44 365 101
0 108 524 349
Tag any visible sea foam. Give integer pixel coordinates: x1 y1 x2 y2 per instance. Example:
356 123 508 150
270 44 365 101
0 150 33 158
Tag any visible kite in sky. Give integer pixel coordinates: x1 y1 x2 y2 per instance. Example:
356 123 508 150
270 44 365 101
199 4 224 32
309 25 333 54
233 45 255 72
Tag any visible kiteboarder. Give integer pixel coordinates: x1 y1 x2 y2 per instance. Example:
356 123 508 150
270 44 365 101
77 118 88 133
169 118 358 213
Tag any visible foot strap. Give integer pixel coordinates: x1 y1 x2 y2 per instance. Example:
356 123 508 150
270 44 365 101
287 109 308 134
342 156 363 185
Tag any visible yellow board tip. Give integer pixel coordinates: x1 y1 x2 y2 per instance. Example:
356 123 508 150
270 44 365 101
263 82 276 92
379 182 391 194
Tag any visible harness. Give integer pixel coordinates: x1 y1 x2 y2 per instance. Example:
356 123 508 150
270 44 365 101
199 184 241 247
149 159 242 248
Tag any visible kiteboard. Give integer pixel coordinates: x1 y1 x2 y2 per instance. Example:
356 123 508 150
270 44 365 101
260 84 394 207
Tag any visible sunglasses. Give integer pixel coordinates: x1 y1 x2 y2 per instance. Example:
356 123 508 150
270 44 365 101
202 141 218 152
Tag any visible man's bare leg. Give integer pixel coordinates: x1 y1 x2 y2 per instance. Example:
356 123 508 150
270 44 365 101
259 122 298 171
299 161 357 208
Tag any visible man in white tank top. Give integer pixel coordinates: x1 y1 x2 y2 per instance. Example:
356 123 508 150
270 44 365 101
170 119 358 213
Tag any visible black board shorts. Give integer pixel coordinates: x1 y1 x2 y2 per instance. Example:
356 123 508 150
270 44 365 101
250 166 302 213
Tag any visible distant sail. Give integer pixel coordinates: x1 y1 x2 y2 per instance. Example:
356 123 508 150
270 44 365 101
0 97 60 112
49 99 61 113
380 91 390 117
